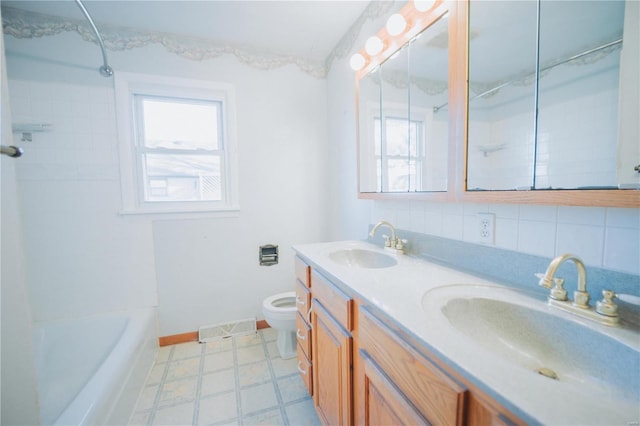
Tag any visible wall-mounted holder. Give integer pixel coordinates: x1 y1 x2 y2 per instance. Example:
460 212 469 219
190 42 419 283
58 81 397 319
259 244 278 266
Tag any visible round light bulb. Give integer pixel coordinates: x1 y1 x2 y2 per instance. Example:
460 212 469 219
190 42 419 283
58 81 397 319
414 0 436 12
365 36 384 56
386 13 407 36
349 53 366 71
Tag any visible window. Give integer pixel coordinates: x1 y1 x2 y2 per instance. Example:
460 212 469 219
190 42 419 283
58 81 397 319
374 116 425 192
115 73 238 215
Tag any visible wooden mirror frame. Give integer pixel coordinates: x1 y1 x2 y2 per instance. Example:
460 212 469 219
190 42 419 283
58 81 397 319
458 0 640 208
355 0 463 201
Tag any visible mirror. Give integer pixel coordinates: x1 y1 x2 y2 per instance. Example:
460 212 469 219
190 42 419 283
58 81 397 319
408 16 449 192
467 0 637 191
380 45 411 192
357 6 450 194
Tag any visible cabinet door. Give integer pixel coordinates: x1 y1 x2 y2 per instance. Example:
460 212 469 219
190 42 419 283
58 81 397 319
312 301 353 426
360 350 429 425
358 307 466 425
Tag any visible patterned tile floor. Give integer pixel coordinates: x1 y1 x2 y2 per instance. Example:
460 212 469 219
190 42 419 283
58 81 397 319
129 328 321 426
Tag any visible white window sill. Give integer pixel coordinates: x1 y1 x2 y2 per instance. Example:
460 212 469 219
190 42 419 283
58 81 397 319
119 205 240 220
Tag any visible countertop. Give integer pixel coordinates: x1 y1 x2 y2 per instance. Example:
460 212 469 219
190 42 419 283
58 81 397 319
293 240 640 426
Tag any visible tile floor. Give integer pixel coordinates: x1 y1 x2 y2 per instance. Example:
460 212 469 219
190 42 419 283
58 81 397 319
129 328 321 426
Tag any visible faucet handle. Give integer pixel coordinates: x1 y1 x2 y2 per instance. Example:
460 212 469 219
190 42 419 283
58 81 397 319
395 238 408 250
596 290 619 317
381 234 392 247
535 273 553 289
549 278 568 301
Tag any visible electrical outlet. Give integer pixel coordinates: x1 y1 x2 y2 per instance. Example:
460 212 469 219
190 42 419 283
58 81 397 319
477 213 495 245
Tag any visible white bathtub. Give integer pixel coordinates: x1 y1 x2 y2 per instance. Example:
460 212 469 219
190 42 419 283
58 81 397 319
33 308 158 425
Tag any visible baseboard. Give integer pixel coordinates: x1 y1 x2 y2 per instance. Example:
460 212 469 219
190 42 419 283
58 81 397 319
159 320 270 347
158 331 198 347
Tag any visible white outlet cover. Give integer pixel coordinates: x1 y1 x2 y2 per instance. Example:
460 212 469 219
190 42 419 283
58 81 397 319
477 212 495 245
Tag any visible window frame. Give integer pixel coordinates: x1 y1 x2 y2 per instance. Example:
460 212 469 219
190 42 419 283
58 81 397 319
114 72 239 216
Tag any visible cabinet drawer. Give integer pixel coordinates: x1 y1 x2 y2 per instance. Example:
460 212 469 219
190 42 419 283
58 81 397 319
359 307 467 426
295 256 311 288
297 347 313 396
296 311 312 359
311 269 353 330
295 279 311 318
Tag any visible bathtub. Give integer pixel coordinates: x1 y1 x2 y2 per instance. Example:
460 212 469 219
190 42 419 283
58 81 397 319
32 308 158 425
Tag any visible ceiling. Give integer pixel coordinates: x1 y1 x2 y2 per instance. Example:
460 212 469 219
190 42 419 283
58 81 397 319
1 0 372 62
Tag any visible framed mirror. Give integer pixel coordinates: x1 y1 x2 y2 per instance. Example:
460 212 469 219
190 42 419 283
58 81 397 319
356 1 455 198
464 0 639 206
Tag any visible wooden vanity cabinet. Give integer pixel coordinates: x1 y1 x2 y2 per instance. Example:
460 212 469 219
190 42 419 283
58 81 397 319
357 306 466 425
294 257 313 395
295 259 523 426
356 306 524 426
310 269 354 426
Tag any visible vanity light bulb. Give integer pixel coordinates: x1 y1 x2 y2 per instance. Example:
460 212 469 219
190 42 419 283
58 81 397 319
365 36 384 56
413 0 436 12
386 13 407 36
349 53 366 71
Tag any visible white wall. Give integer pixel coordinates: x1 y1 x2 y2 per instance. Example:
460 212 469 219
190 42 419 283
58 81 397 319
5 30 330 335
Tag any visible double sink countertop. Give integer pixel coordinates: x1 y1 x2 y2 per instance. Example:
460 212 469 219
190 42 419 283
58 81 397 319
293 240 640 426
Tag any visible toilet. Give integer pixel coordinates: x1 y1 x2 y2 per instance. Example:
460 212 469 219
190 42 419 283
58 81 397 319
262 291 297 359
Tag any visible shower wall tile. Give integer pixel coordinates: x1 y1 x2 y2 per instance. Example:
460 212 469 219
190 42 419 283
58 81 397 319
7 79 120 181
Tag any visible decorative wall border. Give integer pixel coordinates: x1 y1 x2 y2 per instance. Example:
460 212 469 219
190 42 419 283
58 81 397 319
1 1 397 79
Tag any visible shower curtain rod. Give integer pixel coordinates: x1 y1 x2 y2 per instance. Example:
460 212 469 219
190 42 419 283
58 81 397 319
75 0 113 77
433 38 622 113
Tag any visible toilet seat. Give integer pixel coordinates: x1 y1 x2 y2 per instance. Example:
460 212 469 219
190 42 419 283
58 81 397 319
263 291 296 314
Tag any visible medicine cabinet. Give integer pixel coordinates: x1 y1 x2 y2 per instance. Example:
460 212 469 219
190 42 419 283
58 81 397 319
355 0 639 207
356 0 463 199
463 0 639 207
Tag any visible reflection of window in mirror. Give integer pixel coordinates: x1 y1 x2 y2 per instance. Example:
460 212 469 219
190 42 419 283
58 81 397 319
373 110 428 192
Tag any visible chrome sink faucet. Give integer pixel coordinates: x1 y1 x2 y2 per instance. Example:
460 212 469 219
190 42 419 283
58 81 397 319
369 221 406 254
537 253 620 326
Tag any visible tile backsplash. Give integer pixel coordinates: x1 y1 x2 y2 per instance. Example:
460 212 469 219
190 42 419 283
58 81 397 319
373 200 640 276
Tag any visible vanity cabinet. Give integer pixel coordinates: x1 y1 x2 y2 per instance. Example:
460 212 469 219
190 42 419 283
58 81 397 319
356 306 466 425
310 270 354 426
296 259 523 426
294 256 313 395
355 306 525 426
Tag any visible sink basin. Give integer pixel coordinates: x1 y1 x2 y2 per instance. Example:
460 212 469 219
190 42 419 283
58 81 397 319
421 285 640 406
328 248 397 269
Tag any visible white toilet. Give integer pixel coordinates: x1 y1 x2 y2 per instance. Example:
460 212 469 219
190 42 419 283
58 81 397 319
262 291 297 359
